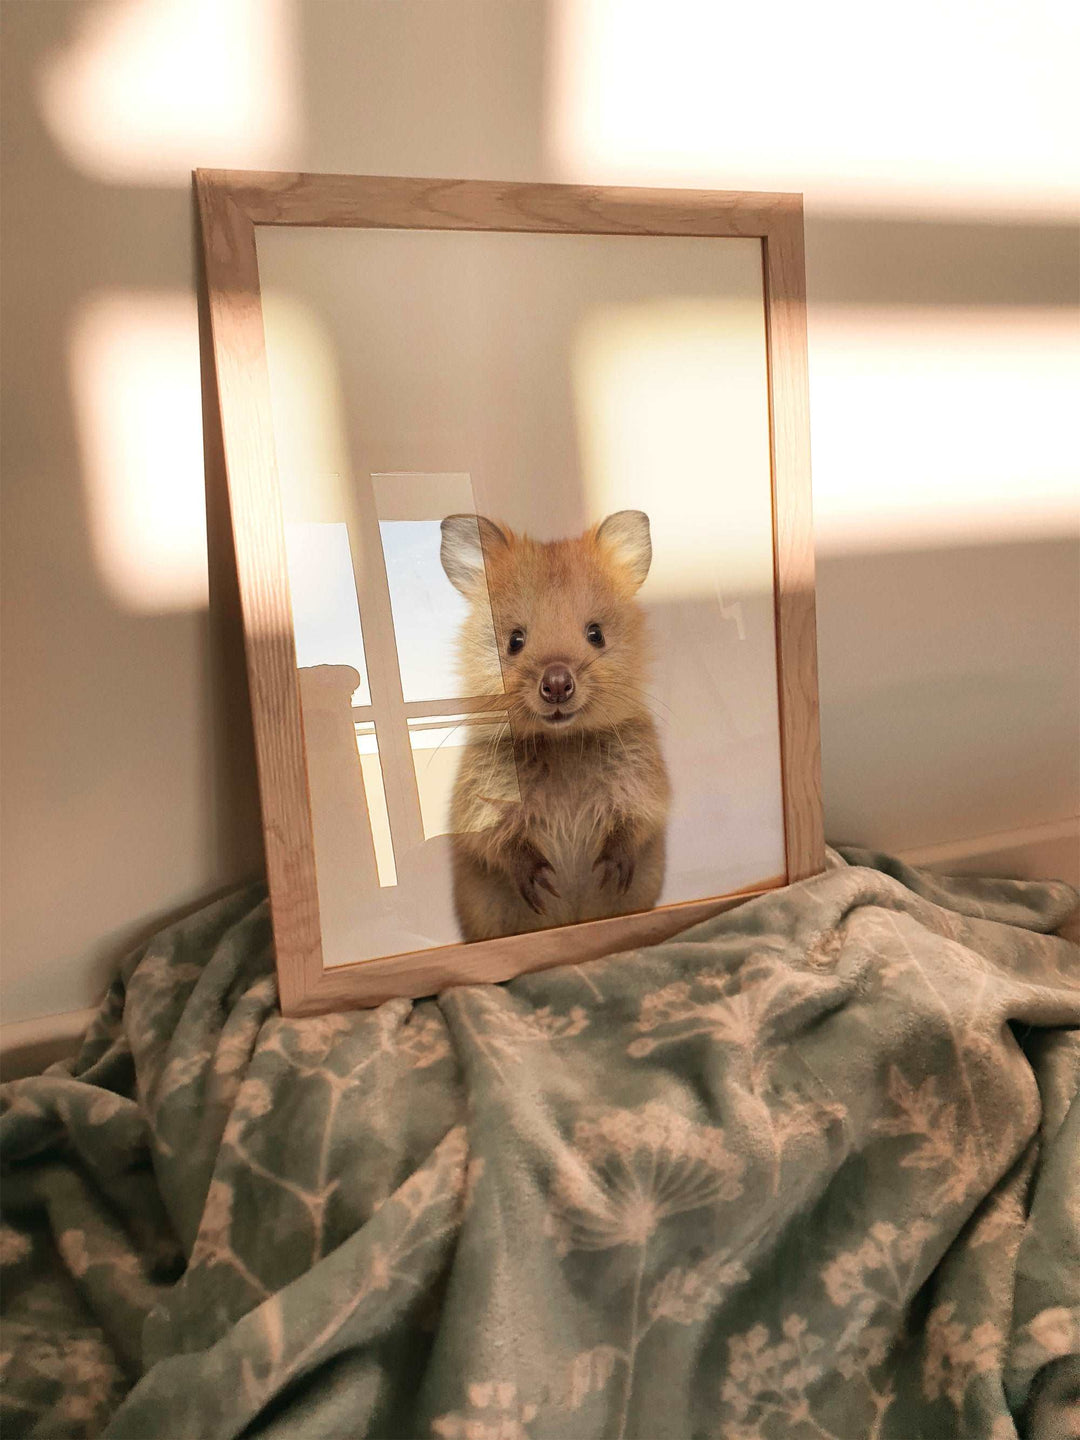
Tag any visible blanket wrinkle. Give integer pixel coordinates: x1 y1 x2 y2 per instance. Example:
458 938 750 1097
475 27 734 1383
1 851 1077 1440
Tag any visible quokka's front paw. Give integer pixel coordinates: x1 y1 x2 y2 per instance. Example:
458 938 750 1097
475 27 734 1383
509 841 560 915
594 831 636 894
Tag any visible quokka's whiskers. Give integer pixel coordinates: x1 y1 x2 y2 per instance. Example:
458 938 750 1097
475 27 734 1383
423 716 473 766
601 677 671 710
599 683 675 726
477 720 512 799
425 704 517 769
572 653 674 714
639 689 677 720
588 699 632 765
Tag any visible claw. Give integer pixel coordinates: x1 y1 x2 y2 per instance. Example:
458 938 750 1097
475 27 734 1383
535 866 559 898
512 844 559 915
595 837 635 894
520 886 544 915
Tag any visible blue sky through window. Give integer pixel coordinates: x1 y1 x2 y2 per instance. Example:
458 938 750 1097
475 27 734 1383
379 520 472 702
285 522 370 705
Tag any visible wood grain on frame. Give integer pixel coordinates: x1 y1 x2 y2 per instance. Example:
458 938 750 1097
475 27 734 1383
195 170 824 1016
195 176 323 1012
296 879 787 1015
763 201 825 882
197 170 801 236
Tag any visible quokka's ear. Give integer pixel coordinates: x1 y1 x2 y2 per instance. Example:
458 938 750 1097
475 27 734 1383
595 510 652 590
440 514 510 594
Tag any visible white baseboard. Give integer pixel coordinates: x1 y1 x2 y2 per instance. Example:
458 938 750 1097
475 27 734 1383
0 1006 100 1083
896 817 1079 888
3 819 1076 1081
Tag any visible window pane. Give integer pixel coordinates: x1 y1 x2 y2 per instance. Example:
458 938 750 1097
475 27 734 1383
379 520 473 702
372 472 503 705
284 521 370 706
354 722 397 887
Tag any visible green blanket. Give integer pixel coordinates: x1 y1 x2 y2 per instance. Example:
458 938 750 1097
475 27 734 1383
2 851 1078 1440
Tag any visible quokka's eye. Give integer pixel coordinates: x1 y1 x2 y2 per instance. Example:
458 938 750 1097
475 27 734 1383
585 622 605 648
507 629 526 655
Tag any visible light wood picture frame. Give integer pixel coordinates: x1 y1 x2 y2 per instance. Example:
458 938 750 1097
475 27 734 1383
195 170 823 1017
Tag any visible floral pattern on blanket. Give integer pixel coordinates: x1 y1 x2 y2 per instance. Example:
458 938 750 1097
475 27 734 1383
1 851 1078 1440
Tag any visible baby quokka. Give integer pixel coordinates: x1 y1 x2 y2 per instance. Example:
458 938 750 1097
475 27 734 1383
440 510 671 941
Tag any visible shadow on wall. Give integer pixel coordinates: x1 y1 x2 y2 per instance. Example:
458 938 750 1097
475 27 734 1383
0 0 270 1020
817 537 1080 860
0 0 1077 1028
0 0 552 1023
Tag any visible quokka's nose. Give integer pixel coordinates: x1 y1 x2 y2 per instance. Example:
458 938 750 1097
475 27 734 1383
539 664 575 705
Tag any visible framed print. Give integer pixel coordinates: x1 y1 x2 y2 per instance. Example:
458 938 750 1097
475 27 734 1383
195 171 823 1016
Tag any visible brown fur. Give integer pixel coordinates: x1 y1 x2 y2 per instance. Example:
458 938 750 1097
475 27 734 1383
440 511 670 941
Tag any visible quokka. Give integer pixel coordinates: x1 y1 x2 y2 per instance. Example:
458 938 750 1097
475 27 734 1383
439 509 670 941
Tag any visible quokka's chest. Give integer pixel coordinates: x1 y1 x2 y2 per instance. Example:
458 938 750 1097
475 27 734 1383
512 741 627 811
512 751 620 893
453 722 666 837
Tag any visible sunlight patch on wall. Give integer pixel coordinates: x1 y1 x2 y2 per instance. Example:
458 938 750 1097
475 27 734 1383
38 0 298 183
546 0 1079 218
809 306 1080 552
69 292 208 611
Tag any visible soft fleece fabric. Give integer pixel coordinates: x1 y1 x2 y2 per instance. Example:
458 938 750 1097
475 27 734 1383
2 850 1078 1439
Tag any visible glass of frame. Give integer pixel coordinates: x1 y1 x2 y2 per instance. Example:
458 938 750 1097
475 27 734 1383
197 172 823 1016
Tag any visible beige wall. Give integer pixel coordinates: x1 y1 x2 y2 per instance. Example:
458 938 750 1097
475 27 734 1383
2 0 1077 1033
